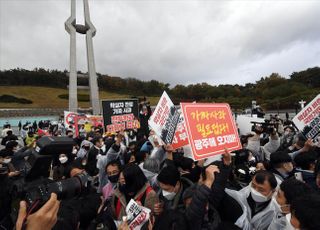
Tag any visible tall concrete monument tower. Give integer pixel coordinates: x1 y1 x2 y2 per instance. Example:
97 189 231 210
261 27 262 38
65 0 100 114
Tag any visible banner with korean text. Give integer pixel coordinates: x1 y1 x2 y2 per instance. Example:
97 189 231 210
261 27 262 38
172 113 189 149
181 103 241 160
102 99 140 133
148 91 180 144
293 94 320 141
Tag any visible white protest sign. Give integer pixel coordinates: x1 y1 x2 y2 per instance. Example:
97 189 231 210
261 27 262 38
125 199 151 230
293 94 320 141
148 91 180 144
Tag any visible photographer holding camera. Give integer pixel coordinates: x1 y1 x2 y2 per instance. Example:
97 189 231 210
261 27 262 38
247 123 280 162
15 193 60 230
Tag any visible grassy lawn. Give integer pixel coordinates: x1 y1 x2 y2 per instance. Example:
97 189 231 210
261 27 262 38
0 86 160 108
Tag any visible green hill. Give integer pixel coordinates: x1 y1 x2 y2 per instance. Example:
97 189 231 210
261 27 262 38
0 67 319 110
0 86 160 108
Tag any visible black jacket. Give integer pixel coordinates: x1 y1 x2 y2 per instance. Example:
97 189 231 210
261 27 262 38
1 134 18 146
86 147 101 176
185 162 232 230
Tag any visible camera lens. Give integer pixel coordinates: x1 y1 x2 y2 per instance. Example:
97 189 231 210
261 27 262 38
47 173 88 200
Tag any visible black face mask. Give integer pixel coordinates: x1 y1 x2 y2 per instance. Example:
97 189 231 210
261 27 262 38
108 174 120 184
118 183 127 194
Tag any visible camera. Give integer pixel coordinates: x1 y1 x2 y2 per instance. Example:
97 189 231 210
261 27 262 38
23 172 89 213
12 136 89 214
251 121 275 134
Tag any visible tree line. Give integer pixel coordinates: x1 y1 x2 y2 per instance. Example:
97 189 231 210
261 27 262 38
0 67 319 110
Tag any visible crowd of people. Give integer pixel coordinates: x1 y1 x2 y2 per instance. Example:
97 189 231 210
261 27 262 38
0 105 320 230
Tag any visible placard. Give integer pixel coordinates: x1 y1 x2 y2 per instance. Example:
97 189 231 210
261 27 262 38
148 91 180 144
181 103 241 160
102 99 140 133
293 94 320 141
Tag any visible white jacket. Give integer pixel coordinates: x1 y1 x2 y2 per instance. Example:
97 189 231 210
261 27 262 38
225 185 276 230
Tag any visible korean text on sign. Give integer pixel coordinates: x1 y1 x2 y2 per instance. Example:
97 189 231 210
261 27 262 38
181 103 241 160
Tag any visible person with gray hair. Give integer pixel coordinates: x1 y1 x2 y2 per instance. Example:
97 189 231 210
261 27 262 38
139 158 160 190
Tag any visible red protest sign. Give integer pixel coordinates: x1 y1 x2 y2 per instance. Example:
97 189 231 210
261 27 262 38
172 116 189 149
181 103 241 160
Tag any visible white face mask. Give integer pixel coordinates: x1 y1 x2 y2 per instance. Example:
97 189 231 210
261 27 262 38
59 156 68 164
72 148 78 155
162 190 176 200
250 187 271 203
101 144 106 153
285 213 298 230
272 197 290 214
3 158 11 164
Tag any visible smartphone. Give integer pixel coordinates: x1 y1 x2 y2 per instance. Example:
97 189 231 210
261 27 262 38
294 172 304 182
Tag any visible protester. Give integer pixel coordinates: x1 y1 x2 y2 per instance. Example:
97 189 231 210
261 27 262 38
102 160 121 200
221 170 278 230
25 131 36 146
268 177 312 229
1 130 18 146
107 163 158 221
52 153 72 180
270 151 294 185
86 136 104 176
0 106 319 230
289 193 320 230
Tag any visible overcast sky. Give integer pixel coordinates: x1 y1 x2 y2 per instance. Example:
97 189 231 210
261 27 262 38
0 0 319 86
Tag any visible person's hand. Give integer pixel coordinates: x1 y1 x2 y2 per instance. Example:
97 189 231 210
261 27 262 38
164 144 174 160
153 202 164 216
222 148 232 166
197 159 205 167
8 171 20 177
148 215 155 230
301 139 314 152
16 193 60 230
204 165 220 189
118 218 130 230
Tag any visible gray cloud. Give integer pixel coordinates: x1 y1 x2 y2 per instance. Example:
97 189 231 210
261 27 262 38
1 0 319 86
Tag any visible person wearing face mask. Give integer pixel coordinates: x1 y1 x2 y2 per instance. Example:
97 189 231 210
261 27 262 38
289 193 320 230
102 160 122 200
270 151 295 185
268 178 312 230
77 140 92 159
157 165 193 213
294 152 318 190
53 153 71 180
86 136 104 176
96 134 126 192
0 141 26 176
222 170 278 230
107 163 158 221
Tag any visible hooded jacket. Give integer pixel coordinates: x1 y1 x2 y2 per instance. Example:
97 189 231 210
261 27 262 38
224 185 275 230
